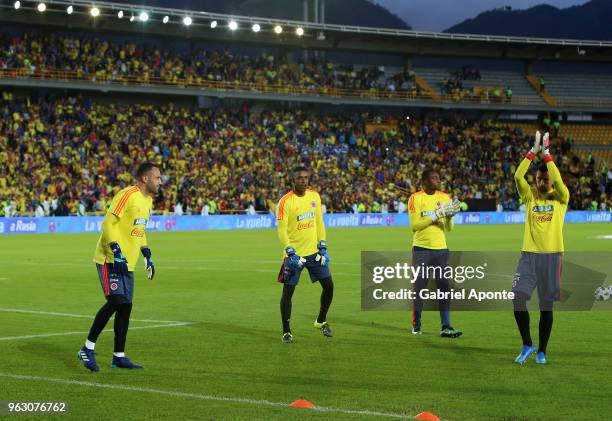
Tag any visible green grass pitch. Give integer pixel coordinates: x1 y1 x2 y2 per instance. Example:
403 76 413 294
0 223 610 420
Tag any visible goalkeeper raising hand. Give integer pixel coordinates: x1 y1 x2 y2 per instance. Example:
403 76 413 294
512 132 569 365
407 168 462 338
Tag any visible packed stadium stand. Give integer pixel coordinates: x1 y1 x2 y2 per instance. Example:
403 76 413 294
3 29 612 110
1 91 609 217
0 15 610 217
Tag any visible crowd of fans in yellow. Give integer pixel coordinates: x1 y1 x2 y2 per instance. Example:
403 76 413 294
1 91 608 217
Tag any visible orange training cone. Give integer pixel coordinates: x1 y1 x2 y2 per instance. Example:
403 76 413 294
289 399 316 408
414 412 441 421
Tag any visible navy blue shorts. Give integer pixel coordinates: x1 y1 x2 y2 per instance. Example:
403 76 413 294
411 246 451 314
96 263 135 303
277 253 331 286
512 252 563 303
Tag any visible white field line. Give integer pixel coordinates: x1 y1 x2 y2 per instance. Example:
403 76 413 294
0 308 189 324
0 323 192 341
0 373 411 419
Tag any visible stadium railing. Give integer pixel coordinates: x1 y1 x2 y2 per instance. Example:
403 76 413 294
3 68 611 108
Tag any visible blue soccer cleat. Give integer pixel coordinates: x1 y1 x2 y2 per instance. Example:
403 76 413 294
111 356 143 369
77 346 99 372
514 345 536 364
536 352 547 365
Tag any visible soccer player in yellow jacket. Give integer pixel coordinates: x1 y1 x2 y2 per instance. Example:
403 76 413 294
512 132 569 365
408 168 462 338
78 163 162 371
276 166 333 343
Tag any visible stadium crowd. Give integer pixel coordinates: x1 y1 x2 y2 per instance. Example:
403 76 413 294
0 31 419 96
0 92 609 217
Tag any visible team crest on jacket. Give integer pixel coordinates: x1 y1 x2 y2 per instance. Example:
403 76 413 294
311 201 316 208
436 201 442 208
110 282 118 291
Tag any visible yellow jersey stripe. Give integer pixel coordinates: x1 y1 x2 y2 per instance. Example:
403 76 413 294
277 192 295 220
112 186 139 215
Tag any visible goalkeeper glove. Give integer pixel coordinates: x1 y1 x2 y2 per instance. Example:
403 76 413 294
141 247 155 280
542 132 553 162
430 207 450 222
526 131 541 160
442 199 461 217
284 246 305 278
315 240 330 267
109 242 129 277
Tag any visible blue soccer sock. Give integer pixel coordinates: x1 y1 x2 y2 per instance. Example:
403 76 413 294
440 310 451 328
412 309 422 328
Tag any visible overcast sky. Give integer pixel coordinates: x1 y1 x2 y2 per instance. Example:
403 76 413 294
374 0 590 32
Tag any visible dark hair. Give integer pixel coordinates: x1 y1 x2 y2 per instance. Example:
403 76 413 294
136 162 159 179
421 167 438 181
292 165 309 175
537 163 548 173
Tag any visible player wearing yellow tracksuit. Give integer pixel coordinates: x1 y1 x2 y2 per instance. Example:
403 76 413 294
512 132 569 365
408 168 462 338
78 163 162 372
276 166 333 343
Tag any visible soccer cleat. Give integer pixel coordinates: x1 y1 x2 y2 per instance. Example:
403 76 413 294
282 332 293 343
536 352 547 365
111 356 143 369
514 345 536 364
77 346 99 372
440 326 462 338
412 326 422 335
314 321 333 337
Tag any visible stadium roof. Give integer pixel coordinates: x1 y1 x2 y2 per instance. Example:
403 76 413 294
2 0 612 62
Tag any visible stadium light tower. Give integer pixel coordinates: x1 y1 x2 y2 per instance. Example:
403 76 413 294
296 27 304 36
274 25 283 34
252 23 260 33
90 6 100 17
139 12 149 22
228 20 238 30
183 16 192 26
37 2 46 12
